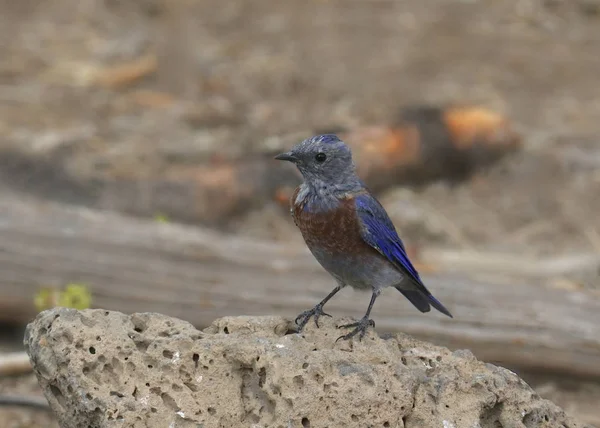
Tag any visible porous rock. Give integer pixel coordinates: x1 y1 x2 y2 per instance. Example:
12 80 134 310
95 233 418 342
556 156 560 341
24 308 589 428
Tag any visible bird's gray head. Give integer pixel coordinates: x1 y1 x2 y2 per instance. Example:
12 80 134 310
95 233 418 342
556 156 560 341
274 134 362 192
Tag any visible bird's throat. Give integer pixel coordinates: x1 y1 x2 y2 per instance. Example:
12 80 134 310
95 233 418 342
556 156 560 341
295 181 354 213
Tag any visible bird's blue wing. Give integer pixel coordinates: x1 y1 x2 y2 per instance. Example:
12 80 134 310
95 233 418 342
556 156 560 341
354 192 423 285
354 192 453 318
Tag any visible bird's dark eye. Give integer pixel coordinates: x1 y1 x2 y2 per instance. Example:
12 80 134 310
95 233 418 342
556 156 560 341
315 152 327 163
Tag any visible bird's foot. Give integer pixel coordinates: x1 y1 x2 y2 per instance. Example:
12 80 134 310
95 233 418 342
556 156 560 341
294 304 332 332
336 316 375 342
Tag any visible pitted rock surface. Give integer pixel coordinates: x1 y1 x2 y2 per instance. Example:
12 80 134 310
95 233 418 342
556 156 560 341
24 308 589 428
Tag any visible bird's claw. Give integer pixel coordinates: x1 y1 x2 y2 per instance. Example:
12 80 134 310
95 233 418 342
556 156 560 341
335 317 375 342
294 304 332 332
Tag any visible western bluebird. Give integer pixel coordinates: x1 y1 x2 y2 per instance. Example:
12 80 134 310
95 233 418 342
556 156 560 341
274 134 452 341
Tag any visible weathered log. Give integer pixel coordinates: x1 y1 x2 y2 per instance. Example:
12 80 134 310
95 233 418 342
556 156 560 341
0 106 521 226
0 351 32 376
1 196 598 378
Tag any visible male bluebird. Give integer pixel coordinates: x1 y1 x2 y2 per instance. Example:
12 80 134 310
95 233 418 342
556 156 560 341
274 134 452 341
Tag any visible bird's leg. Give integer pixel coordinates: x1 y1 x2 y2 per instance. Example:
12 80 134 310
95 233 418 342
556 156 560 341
295 285 343 331
336 289 380 342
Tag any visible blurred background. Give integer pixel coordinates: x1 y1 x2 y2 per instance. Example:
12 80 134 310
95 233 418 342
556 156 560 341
0 0 599 426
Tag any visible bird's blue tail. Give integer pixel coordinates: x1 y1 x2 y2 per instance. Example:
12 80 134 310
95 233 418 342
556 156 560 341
396 287 453 318
427 294 453 318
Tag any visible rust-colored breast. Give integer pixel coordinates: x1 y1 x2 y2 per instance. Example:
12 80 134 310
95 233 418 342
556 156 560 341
290 187 372 256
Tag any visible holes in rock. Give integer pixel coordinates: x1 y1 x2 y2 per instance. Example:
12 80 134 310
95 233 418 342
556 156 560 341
192 353 199 368
247 414 260 424
110 391 124 398
301 417 310 427
401 357 407 366
132 387 138 398
102 362 115 378
351 415 358 422
49 385 66 409
134 339 150 352
161 392 180 412
184 382 198 392
131 316 147 333
208 407 216 415
240 366 275 419
147 365 153 369
522 411 540 426
96 336 101 341
172 384 182 392
209 359 214 364
302 363 309 369
436 356 442 362
85 393 93 400
111 357 122 374
480 401 504 427
98 355 106 363
150 407 157 413
293 375 304 387
284 326 297 335
314 373 323 384
383 422 390 427
67 385 73 393
82 366 90 376
89 347 96 355
223 326 229 334
258 367 266 388
163 350 174 359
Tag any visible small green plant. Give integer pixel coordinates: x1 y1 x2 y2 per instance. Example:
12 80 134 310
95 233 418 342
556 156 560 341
153 213 170 223
34 283 92 312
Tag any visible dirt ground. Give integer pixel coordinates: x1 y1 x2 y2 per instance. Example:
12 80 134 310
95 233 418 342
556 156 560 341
0 0 599 426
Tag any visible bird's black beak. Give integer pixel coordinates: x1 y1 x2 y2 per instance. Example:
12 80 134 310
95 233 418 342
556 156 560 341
274 152 298 163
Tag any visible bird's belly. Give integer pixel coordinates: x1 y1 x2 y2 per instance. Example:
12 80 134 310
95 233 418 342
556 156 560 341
309 246 404 290
293 194 404 289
